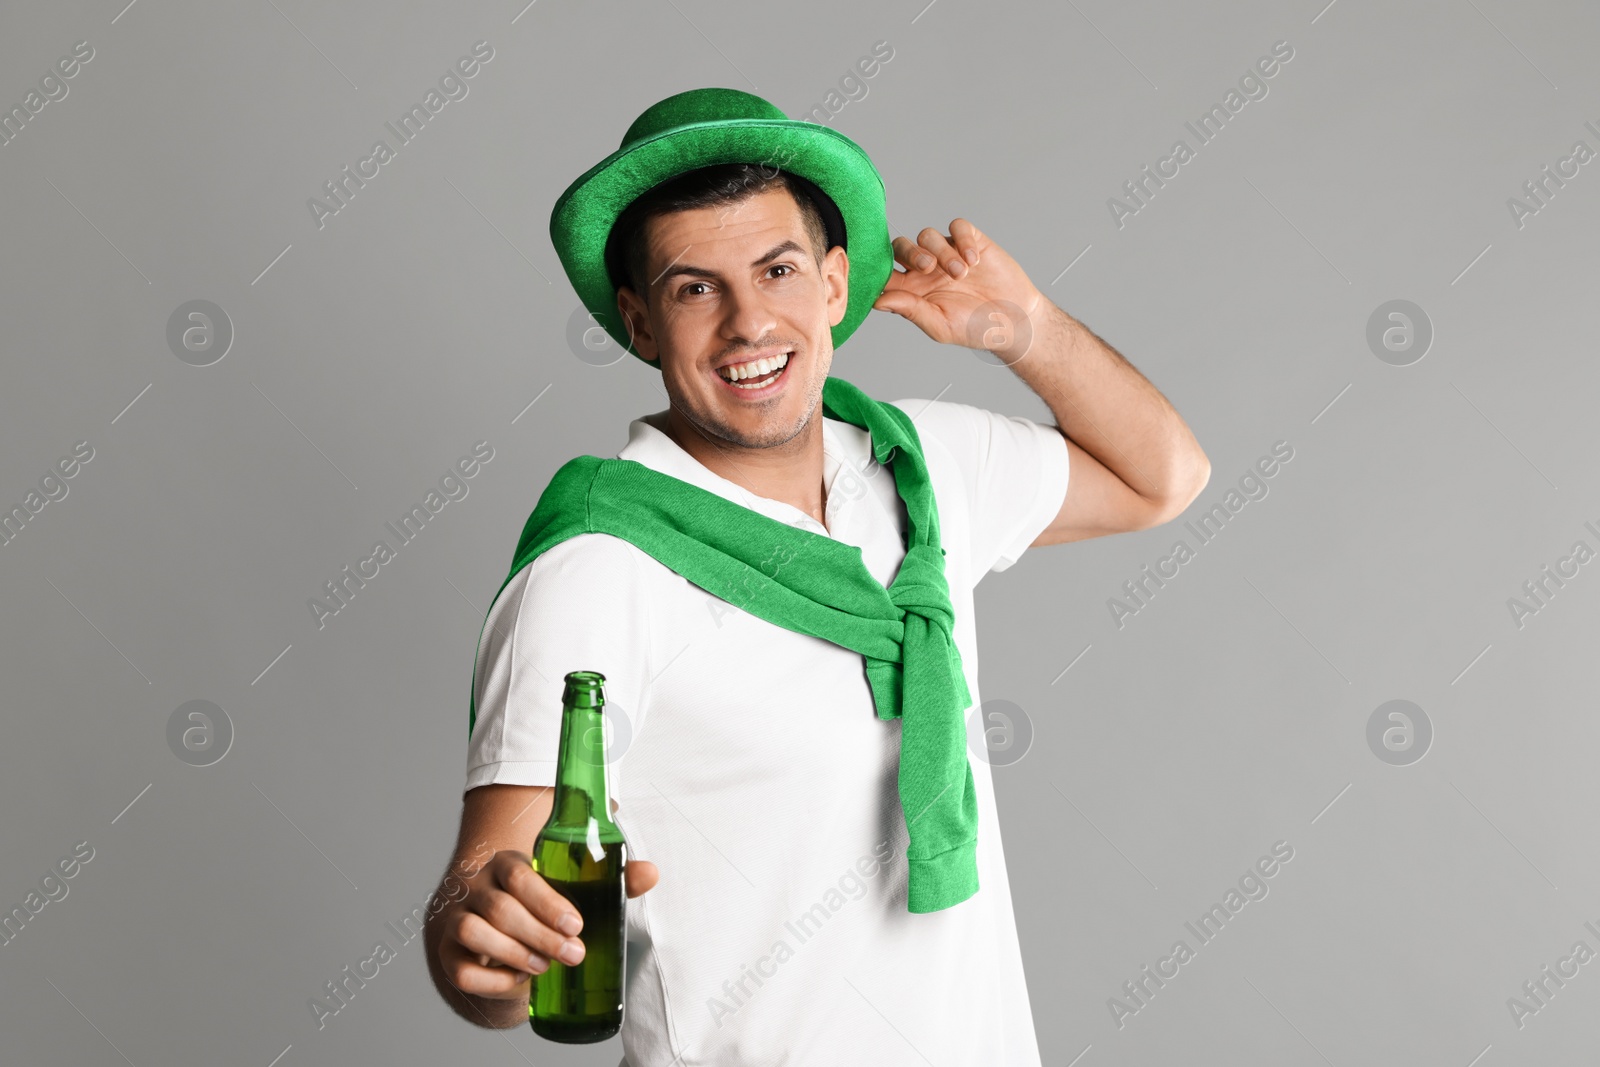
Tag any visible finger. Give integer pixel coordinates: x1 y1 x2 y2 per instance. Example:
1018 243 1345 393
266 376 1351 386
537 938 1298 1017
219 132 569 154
439 928 539 1003
494 854 583 934
483 861 589 961
611 799 660 898
451 907 556 983
438 937 535 1001
949 218 983 266
917 227 966 279
872 285 916 317
472 880 586 968
624 859 659 899
889 235 932 274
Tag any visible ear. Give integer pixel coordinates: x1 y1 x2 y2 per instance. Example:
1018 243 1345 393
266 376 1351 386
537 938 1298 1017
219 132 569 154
615 287 658 363
824 246 850 329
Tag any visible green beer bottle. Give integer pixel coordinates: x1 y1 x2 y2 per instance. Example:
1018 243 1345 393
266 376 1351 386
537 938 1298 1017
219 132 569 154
528 670 628 1042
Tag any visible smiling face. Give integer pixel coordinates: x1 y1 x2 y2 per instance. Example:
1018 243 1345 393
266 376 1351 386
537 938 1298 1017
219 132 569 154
615 185 850 451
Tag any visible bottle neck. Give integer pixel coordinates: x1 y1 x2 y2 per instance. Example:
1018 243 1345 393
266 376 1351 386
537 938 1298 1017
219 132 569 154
549 699 619 833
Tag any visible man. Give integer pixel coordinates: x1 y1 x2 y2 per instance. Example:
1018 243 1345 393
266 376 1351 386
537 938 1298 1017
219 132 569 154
424 87 1208 1064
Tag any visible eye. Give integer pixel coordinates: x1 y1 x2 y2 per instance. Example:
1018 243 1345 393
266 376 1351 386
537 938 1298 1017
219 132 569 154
769 264 795 279
681 281 711 297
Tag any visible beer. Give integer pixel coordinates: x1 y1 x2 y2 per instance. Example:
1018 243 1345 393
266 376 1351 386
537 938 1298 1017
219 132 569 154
529 670 628 1042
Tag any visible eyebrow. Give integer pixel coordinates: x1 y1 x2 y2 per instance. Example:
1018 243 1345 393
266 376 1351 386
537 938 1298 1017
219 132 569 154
654 240 807 288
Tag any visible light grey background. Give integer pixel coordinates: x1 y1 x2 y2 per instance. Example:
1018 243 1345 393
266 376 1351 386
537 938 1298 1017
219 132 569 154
2 0 1597 1064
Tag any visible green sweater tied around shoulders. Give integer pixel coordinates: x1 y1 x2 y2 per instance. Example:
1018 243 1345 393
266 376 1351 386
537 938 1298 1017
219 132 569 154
470 375 979 914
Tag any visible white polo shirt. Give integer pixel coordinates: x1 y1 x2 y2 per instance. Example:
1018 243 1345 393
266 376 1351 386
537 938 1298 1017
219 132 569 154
467 395 1070 1067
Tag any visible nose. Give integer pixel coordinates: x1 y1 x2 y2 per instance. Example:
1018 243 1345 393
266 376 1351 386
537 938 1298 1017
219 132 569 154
719 278 779 352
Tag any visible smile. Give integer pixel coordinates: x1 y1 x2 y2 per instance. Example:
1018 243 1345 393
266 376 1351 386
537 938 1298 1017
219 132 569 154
715 351 791 394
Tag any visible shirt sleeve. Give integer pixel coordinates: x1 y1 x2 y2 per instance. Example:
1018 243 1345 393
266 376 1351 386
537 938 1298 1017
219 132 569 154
892 397 1070 576
466 533 653 793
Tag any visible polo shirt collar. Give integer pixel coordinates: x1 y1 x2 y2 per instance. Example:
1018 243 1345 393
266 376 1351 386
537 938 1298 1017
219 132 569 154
618 414 861 535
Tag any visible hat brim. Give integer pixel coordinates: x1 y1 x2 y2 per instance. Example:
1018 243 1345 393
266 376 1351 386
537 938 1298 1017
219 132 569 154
550 119 892 366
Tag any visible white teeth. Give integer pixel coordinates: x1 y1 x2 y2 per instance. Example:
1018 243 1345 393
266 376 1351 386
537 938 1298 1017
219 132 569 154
720 351 789 382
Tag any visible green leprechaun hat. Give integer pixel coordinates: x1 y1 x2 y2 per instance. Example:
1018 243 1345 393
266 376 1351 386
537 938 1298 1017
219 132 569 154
549 86 894 366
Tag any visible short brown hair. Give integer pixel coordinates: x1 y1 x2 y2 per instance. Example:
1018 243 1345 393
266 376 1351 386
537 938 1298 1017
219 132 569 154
606 163 833 305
